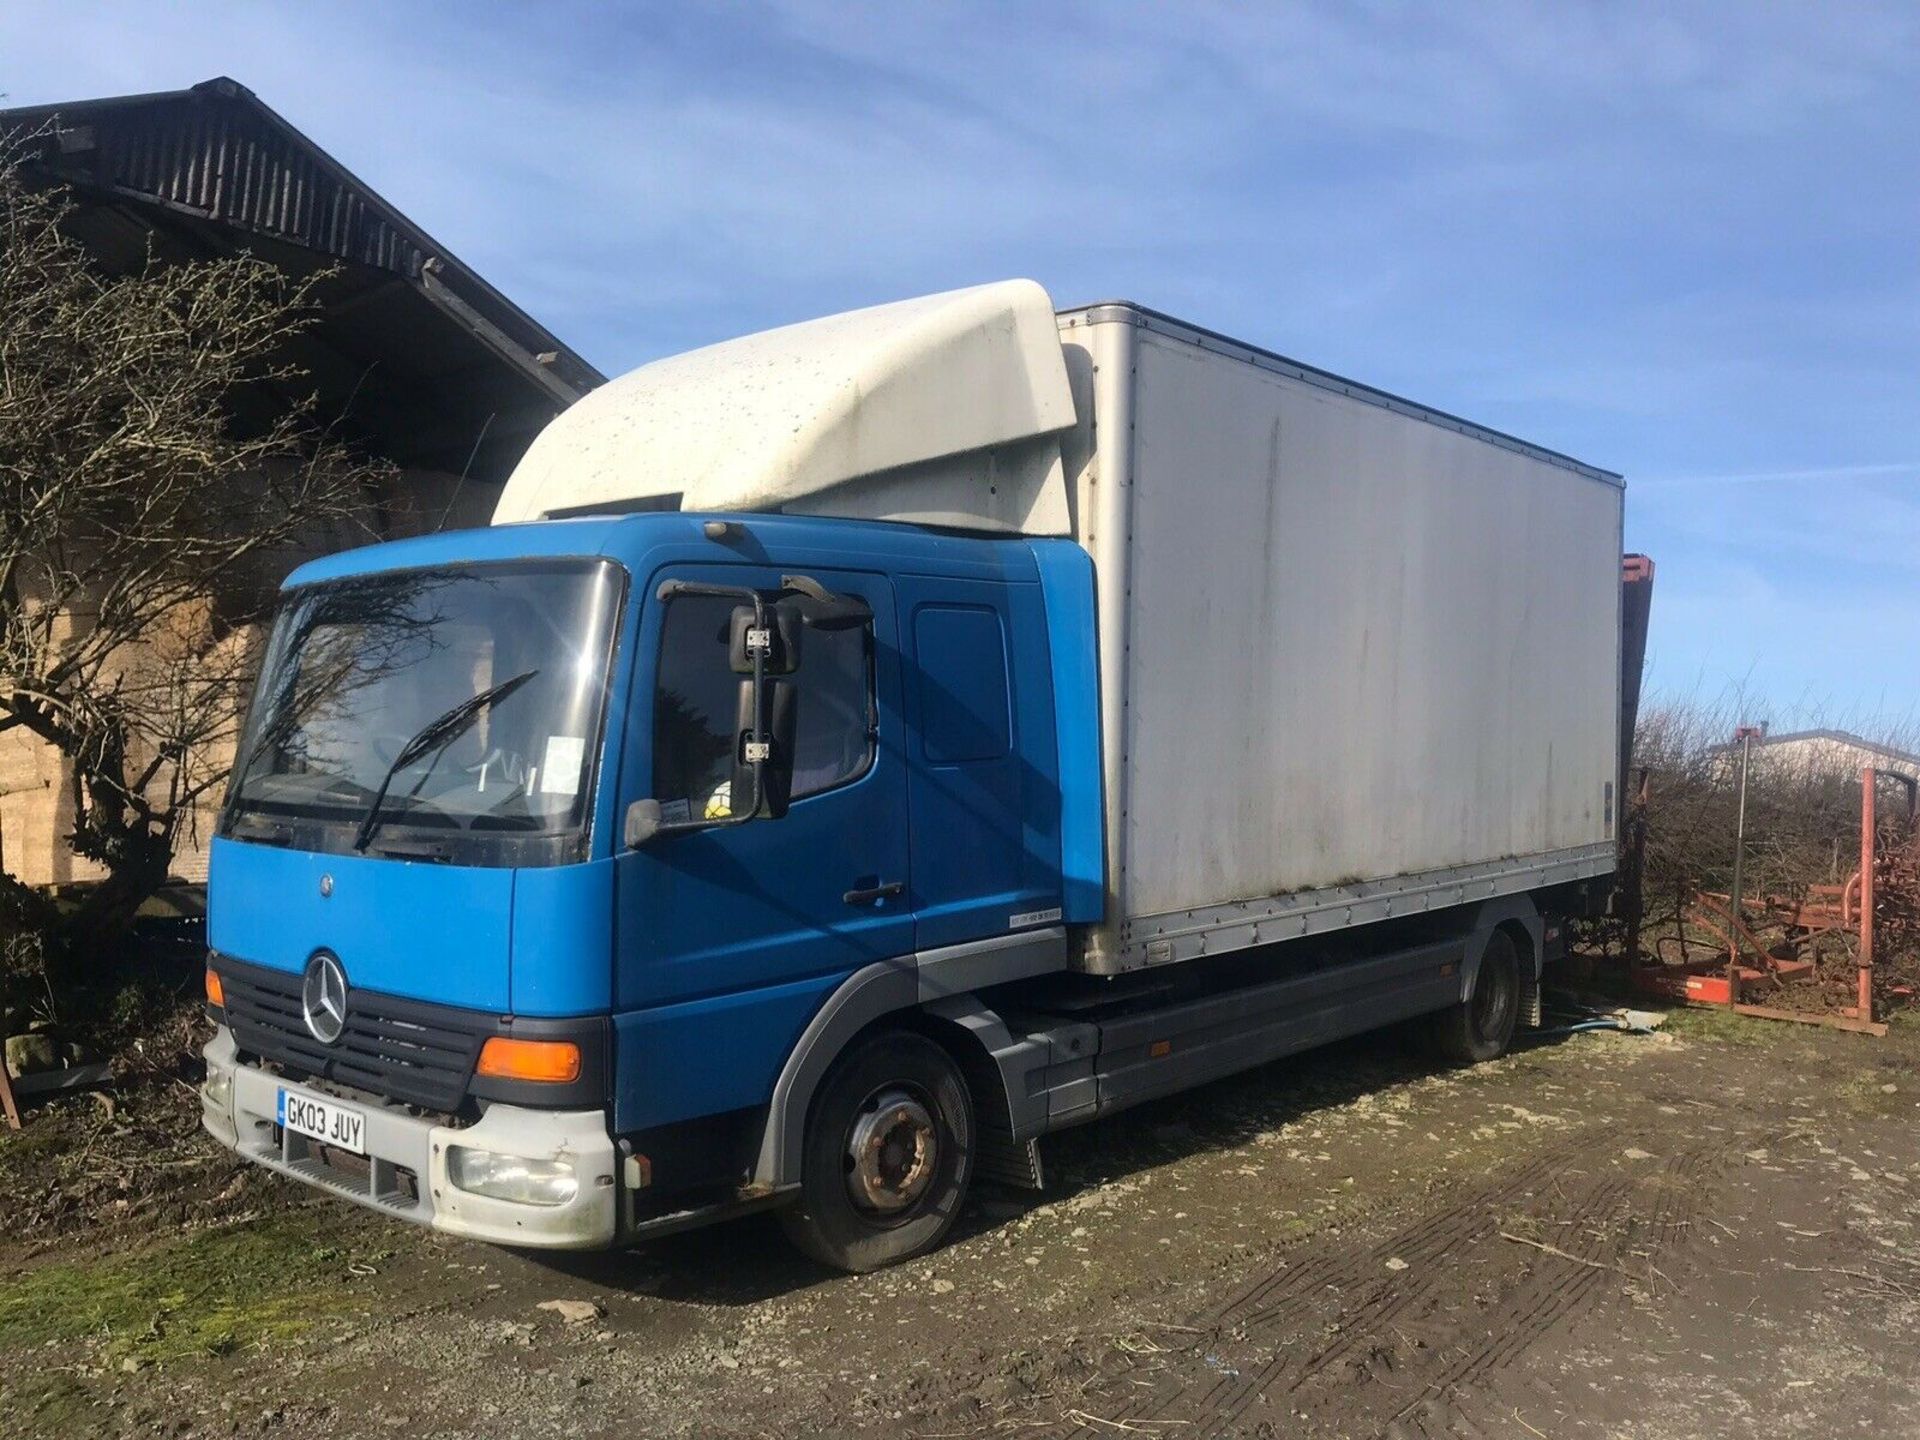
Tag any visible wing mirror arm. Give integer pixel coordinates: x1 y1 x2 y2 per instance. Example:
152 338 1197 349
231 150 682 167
628 582 798 849
624 798 665 848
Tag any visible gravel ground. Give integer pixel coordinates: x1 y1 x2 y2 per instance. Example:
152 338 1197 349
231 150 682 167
6 1005 1920 1438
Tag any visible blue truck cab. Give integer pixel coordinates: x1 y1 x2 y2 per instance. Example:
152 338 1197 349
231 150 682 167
202 510 1104 1265
203 280 1634 1270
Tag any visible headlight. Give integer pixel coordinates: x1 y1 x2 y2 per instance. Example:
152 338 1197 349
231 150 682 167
201 1070 232 1107
446 1146 578 1207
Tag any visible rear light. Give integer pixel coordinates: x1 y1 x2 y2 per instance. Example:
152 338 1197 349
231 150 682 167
475 1036 582 1084
205 966 226 1009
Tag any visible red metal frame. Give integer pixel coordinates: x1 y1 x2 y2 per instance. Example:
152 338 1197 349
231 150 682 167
1632 763 1906 1036
1635 887 1813 1006
1854 767 1878 1022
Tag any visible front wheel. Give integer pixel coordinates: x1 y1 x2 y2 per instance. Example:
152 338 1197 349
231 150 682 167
778 1030 975 1272
1431 930 1521 1064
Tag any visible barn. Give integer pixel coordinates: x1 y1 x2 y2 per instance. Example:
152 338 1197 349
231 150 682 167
0 76 601 885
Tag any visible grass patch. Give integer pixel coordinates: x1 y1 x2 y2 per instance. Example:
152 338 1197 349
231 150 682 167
1657 1006 1785 1047
0 1212 382 1364
1833 1072 1909 1118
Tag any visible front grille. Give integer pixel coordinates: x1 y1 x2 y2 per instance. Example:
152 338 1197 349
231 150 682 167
219 958 485 1113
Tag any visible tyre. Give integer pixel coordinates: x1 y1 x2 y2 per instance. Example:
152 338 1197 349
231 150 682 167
778 1029 975 1272
1431 929 1522 1064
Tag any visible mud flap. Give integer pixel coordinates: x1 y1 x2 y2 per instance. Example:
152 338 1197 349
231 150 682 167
1521 964 1542 1029
975 1131 1045 1191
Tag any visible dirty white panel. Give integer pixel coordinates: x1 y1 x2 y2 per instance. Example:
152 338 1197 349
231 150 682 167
1069 313 1622 965
494 279 1075 531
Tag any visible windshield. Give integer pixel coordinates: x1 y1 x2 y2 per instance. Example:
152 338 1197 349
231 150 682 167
224 559 623 865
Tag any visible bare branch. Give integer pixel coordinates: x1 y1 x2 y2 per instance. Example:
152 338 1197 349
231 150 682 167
0 127 395 966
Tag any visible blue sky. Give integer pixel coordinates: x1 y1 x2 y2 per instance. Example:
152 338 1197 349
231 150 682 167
6 2 1917 729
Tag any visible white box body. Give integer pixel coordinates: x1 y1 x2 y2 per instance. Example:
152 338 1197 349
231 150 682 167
1057 305 1623 972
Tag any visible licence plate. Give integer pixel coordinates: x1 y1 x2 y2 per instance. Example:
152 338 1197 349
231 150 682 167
278 1087 365 1155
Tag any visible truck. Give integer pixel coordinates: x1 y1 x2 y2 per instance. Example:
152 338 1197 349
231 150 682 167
201 279 1632 1271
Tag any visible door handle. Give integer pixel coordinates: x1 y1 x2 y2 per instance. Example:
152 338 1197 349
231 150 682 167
843 880 905 906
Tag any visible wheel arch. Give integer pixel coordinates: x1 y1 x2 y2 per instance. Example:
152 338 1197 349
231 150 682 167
1459 892 1543 1006
750 963 917 1190
749 963 1038 1191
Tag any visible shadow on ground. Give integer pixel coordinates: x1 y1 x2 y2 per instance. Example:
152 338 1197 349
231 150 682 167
514 1020 1594 1306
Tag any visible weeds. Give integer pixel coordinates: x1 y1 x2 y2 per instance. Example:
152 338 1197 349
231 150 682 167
0 1212 382 1363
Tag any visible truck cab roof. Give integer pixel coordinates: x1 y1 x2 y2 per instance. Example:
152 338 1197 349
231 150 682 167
282 510 1051 592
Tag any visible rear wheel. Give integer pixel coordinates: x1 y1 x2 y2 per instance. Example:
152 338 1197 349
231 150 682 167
778 1030 974 1272
1432 930 1521 1064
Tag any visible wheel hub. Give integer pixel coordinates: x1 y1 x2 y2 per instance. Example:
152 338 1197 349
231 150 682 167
844 1088 938 1214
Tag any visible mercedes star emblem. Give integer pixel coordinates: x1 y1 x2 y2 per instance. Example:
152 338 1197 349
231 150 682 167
301 952 348 1045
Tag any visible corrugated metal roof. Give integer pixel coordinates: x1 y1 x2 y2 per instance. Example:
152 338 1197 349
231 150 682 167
13 83 426 280
2 77 605 480
82 88 428 276
2 77 601 401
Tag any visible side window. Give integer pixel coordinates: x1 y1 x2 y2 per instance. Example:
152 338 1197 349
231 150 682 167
652 597 737 815
652 592 875 815
788 607 874 798
915 605 1010 763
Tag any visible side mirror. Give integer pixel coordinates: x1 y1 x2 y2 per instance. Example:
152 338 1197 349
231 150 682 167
623 798 664 849
732 677 798 820
728 604 801 675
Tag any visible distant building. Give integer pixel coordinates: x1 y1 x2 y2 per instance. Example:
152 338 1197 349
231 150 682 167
1713 728 1920 786
0 77 603 885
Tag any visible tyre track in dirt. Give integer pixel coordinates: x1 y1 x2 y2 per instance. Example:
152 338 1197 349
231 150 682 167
1193 1152 1588 1422
1056 1129 1744 1439
1388 1140 1730 1438
1056 1144 1589 1433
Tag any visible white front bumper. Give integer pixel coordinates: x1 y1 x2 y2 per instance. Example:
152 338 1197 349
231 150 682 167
201 1027 618 1249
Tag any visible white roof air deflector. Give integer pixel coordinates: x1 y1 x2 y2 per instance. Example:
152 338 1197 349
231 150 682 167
493 279 1077 533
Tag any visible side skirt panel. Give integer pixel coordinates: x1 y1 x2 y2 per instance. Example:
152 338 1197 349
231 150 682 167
1084 938 1462 1117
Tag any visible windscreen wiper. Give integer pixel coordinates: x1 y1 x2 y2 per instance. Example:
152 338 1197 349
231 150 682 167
351 669 538 853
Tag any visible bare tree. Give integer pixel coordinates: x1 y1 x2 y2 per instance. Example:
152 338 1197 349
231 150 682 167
1623 696 1920 973
0 133 390 967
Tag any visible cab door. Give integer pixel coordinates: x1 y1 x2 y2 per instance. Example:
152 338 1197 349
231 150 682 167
894 573 1062 951
609 563 910 1134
